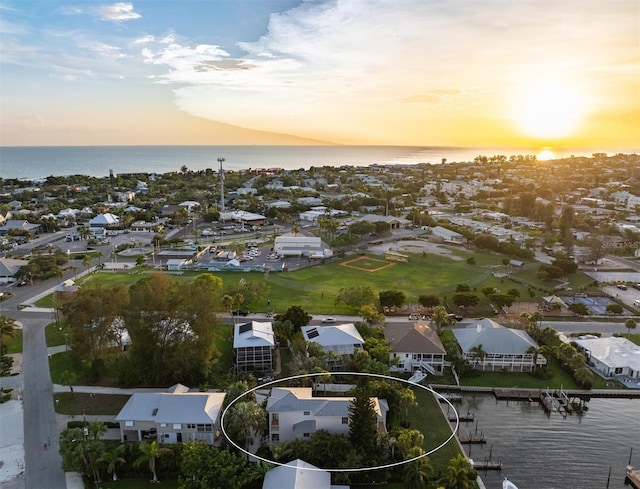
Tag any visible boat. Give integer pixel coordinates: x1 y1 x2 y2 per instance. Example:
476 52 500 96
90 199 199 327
502 477 519 489
408 369 427 384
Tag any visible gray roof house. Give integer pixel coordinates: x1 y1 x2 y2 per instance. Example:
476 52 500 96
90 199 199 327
452 318 546 372
266 387 388 444
385 322 446 375
115 384 226 444
233 321 275 374
0 257 28 284
0 219 41 236
262 459 349 489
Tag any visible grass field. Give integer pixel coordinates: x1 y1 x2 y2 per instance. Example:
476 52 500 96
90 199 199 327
4 327 22 354
29 248 601 320
54 392 130 415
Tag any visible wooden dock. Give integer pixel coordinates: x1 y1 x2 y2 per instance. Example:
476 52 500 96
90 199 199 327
627 466 640 489
472 460 503 471
494 388 539 401
448 412 474 422
458 434 487 444
438 393 463 403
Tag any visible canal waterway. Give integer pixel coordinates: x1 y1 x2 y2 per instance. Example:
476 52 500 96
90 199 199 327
446 394 639 489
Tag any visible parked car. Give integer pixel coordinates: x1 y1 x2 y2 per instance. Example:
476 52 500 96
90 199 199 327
616 284 628 290
232 309 249 316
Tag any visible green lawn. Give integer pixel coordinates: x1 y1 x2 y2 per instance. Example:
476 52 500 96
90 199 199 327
4 327 22 354
46 322 70 348
407 388 463 468
49 351 73 384
54 392 130 415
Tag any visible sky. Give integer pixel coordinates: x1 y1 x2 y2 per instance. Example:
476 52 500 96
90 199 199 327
0 0 638 149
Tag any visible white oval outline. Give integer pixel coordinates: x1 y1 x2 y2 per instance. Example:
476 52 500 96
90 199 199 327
220 371 459 473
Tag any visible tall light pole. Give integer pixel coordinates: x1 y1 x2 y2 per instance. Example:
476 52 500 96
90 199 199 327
218 157 226 213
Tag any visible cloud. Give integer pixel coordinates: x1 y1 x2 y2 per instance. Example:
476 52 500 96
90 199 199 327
94 2 141 23
402 90 463 105
133 35 154 45
154 0 636 142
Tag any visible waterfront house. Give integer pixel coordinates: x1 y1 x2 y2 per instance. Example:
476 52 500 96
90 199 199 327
385 322 446 375
262 459 349 489
266 387 388 443
452 318 545 372
573 336 640 380
115 384 226 444
233 321 275 374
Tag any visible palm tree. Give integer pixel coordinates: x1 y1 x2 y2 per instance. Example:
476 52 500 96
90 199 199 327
469 344 487 370
431 306 453 335
97 445 126 481
0 315 17 355
397 388 418 427
625 318 637 336
87 420 108 441
526 345 545 369
133 440 172 483
78 226 91 242
82 254 93 273
403 446 433 489
439 454 474 489
226 401 266 458
222 294 234 321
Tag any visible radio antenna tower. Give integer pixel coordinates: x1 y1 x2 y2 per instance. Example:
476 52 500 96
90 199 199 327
217 157 226 212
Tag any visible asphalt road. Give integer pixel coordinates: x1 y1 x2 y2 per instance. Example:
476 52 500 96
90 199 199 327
20 312 67 489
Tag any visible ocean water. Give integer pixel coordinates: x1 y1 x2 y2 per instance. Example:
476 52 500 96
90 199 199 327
0 145 616 180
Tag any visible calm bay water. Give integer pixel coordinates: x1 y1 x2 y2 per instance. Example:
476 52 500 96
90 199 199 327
447 394 639 489
0 145 613 180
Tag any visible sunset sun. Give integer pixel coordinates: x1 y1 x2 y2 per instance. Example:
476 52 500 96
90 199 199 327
512 79 587 140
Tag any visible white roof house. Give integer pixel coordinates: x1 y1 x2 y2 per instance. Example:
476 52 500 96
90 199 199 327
452 318 545 372
89 212 119 228
573 336 640 379
233 321 275 374
274 235 323 257
301 323 364 355
115 385 226 444
266 387 388 444
431 225 466 244
262 459 349 489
